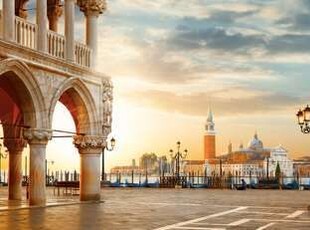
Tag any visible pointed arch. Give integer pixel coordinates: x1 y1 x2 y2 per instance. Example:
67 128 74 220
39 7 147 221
0 58 46 129
49 77 100 135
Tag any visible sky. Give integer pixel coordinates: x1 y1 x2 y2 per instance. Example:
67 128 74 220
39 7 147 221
97 0 310 169
1 0 310 172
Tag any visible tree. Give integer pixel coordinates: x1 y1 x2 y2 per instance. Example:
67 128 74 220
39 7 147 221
275 162 281 179
139 153 158 173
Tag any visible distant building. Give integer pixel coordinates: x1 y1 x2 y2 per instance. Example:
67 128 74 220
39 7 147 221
205 133 294 177
110 166 141 175
293 156 310 177
182 160 205 175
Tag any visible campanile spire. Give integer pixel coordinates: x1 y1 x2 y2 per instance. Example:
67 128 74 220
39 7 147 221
204 108 216 160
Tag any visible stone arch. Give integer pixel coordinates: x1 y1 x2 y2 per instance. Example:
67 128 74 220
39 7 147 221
49 77 100 135
0 58 46 129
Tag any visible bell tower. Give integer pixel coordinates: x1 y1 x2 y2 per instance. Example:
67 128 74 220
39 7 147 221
204 108 216 160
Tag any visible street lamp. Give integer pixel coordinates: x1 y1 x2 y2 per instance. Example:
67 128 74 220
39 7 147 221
296 105 310 134
0 144 8 184
45 160 54 185
102 137 115 181
170 141 188 183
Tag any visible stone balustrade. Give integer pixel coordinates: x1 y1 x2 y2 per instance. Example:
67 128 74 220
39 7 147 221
15 16 37 50
47 30 66 59
0 10 92 68
75 41 92 67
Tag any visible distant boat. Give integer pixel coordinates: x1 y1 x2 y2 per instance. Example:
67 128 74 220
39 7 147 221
251 178 280 189
146 181 159 188
282 181 299 190
109 182 127 187
126 183 141 188
189 183 207 189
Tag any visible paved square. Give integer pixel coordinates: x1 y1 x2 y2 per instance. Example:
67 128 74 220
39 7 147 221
0 188 309 229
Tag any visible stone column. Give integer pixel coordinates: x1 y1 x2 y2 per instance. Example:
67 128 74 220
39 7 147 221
77 0 107 68
65 0 75 62
3 0 15 41
24 129 52 206
37 0 48 52
74 135 105 201
4 139 27 200
47 0 63 32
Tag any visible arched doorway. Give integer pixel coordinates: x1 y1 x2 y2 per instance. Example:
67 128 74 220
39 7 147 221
0 59 45 203
46 102 79 184
49 78 103 201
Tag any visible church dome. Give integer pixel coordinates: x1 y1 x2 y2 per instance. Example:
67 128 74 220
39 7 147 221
248 133 263 150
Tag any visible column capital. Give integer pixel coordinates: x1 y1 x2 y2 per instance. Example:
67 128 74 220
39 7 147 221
77 0 107 16
15 0 29 19
73 135 105 154
23 128 52 145
4 138 27 153
47 0 63 27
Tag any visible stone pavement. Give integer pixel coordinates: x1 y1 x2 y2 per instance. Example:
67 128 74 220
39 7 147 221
0 188 309 229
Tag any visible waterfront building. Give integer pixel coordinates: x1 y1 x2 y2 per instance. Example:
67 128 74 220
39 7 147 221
204 133 294 178
0 0 112 205
110 166 141 175
182 160 205 175
293 156 310 177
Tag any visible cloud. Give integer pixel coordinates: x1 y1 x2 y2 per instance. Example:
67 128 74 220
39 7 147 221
119 86 304 117
166 27 266 53
275 0 310 31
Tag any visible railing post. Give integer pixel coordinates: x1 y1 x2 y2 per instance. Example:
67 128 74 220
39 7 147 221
3 0 15 41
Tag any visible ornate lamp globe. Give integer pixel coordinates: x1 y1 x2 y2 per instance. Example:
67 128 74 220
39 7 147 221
110 137 116 149
296 109 304 125
304 105 310 122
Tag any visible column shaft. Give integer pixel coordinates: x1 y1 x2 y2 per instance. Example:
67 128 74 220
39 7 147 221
29 143 46 206
65 0 75 61
8 152 22 200
3 0 15 41
37 0 48 52
86 13 98 67
80 153 101 201
73 135 105 201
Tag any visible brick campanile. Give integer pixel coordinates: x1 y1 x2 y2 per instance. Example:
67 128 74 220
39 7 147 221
204 109 216 160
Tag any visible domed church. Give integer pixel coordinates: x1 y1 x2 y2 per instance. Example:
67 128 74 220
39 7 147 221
205 132 293 178
248 132 264 151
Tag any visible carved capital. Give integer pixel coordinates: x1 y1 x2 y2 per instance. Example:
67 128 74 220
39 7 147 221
77 0 107 16
15 0 29 19
4 138 27 153
47 0 63 20
73 135 105 153
23 128 53 145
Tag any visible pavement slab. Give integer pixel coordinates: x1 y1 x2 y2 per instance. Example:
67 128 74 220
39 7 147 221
0 188 309 229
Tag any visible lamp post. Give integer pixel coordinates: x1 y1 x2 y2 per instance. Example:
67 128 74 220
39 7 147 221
0 144 8 184
102 137 115 182
170 141 188 184
45 160 54 185
296 105 310 133
296 105 310 211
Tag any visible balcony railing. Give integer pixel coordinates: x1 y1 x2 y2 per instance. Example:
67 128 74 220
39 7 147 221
0 12 91 68
15 16 37 50
75 41 92 67
47 30 65 59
